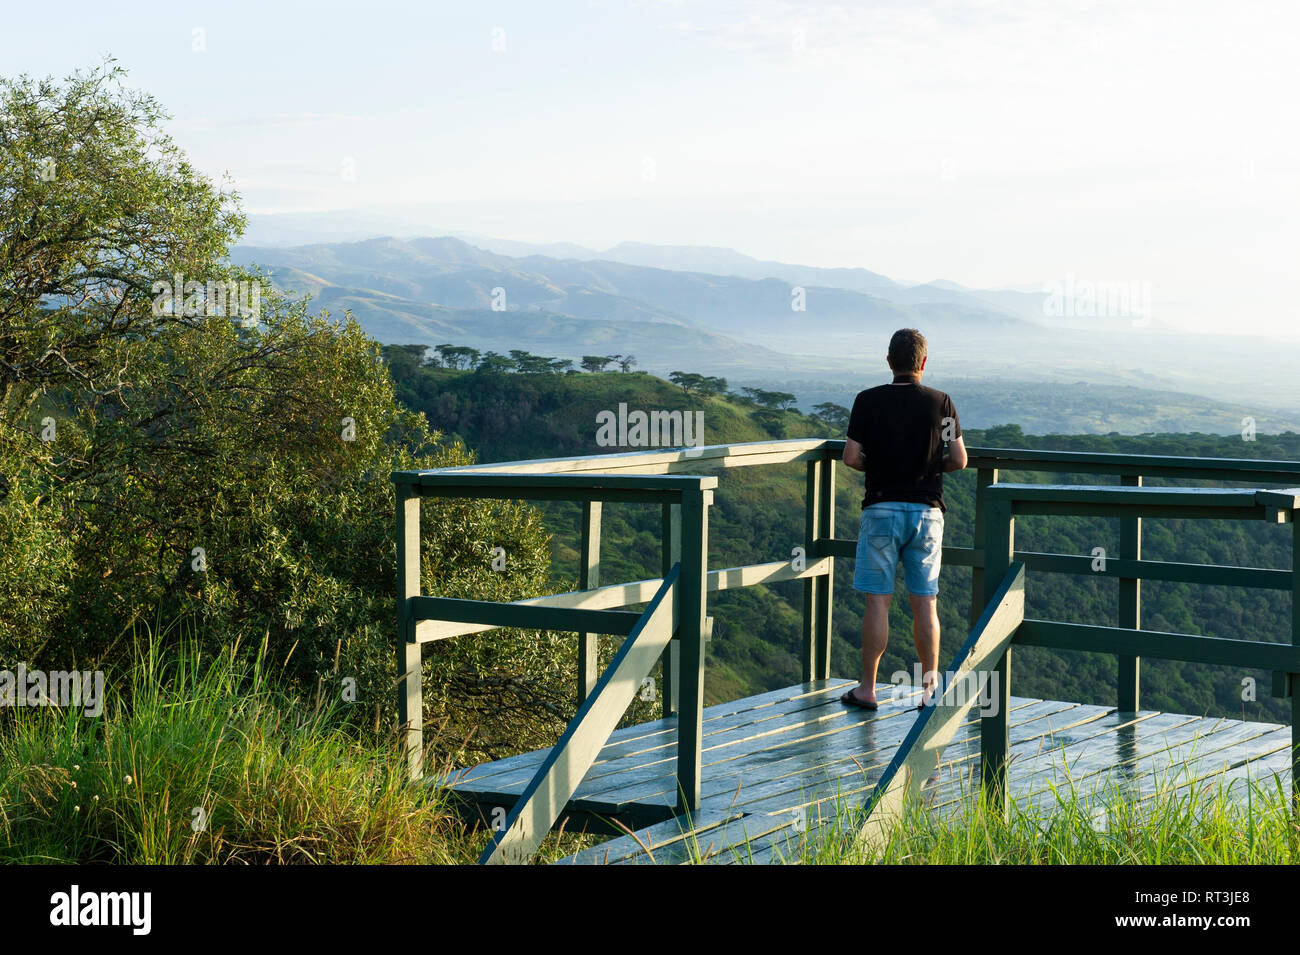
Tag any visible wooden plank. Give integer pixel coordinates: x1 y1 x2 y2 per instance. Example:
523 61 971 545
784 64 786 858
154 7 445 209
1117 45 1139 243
410 595 640 636
1119 473 1142 711
860 562 1025 848
418 439 828 477
990 484 1265 509
416 557 832 643
961 448 1300 484
416 471 717 493
981 499 1015 810
921 710 1186 809
396 484 423 781
1013 715 1275 811
479 567 679 864
676 488 709 811
661 501 681 717
395 441 1300 485
577 500 601 702
1016 620 1300 671
801 459 821 682
1210 737 1294 795
1292 516 1299 813
821 543 1291 590
1163 726 1292 793
1257 487 1300 511
1058 721 1289 820
969 467 998 627
815 455 836 680
1011 553 1290 590
414 576 666 643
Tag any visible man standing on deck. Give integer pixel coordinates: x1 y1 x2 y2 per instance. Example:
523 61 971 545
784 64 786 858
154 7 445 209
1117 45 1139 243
839 328 967 711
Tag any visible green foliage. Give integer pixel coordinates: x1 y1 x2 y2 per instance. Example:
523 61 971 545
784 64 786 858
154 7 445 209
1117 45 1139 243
0 64 581 768
0 60 245 413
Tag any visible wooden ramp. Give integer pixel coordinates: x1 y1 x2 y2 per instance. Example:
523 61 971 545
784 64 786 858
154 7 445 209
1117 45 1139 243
437 679 1292 864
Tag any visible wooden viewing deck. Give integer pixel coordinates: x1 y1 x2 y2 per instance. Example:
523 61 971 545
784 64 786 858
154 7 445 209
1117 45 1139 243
441 679 1292 864
394 439 1300 864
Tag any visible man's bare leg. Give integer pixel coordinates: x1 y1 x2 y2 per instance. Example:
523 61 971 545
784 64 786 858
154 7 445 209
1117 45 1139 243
849 593 892 706
910 593 940 705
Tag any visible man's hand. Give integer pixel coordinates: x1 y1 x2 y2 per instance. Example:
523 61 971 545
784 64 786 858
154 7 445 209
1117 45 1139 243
843 436 868 472
942 434 968 473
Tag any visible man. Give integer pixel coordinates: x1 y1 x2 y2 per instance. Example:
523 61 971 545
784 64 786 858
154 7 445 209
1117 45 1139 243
839 328 966 711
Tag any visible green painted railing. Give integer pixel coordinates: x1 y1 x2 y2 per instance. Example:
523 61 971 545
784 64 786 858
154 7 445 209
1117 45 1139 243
393 439 1300 861
972 482 1300 818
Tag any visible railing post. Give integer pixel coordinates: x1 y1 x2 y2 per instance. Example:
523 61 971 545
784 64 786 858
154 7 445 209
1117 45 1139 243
970 467 999 627
802 459 822 682
1118 474 1142 711
577 500 602 703
816 454 836 680
661 501 681 718
1292 517 1299 815
676 487 710 812
395 481 424 782
980 494 1013 817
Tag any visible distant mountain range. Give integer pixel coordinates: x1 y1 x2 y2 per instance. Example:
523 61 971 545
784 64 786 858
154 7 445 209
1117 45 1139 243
230 226 1300 434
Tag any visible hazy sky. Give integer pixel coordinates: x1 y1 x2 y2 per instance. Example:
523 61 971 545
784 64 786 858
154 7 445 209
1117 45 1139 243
6 1 1298 336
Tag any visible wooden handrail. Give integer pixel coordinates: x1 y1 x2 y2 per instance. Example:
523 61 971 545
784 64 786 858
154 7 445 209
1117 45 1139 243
857 562 1026 849
480 565 681 864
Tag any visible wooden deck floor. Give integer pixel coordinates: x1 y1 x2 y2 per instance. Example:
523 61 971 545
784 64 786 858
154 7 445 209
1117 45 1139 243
438 678 1293 864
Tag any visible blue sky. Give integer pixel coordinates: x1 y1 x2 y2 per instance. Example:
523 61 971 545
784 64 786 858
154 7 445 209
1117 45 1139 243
5 1 1298 336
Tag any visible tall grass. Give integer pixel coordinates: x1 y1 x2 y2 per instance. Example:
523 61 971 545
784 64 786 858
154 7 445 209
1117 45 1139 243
721 771 1300 865
0 628 538 863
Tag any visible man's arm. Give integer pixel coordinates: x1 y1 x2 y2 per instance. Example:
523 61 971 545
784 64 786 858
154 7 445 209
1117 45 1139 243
843 436 867 472
942 434 968 472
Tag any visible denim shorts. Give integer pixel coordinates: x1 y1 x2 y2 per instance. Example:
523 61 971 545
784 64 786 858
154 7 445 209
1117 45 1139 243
853 502 944 596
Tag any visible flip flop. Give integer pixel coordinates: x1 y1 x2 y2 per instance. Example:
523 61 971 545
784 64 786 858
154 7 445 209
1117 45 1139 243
840 688 878 711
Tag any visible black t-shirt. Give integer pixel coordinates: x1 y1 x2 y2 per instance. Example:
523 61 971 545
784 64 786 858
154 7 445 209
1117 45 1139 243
846 380 961 512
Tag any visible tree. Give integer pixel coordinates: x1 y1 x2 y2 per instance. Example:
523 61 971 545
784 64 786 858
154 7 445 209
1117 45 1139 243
669 371 705 395
380 344 428 379
1 60 245 428
812 402 851 430
580 355 614 373
439 345 480 370
700 375 728 397
474 350 514 373
618 354 637 373
742 387 797 410
0 63 582 757
509 349 560 374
